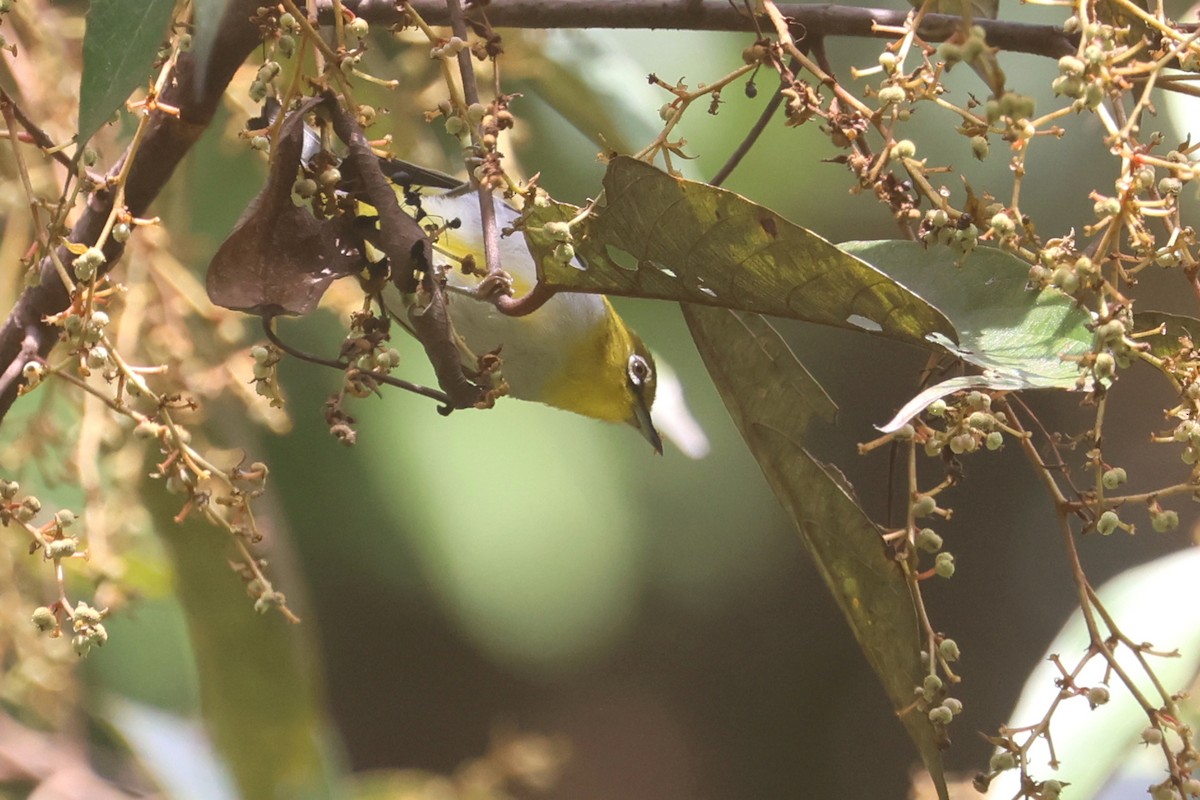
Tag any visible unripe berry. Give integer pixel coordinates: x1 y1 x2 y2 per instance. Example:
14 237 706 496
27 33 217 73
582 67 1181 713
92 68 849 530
1101 467 1127 489
1142 726 1164 745
1058 55 1085 75
928 705 953 725
1086 686 1110 706
1097 510 1120 536
970 135 989 161
877 85 905 106
938 638 960 661
989 751 1017 771
48 537 77 558
1152 509 1179 533
934 552 955 578
892 139 917 159
916 528 943 553
31 606 56 632
912 494 937 517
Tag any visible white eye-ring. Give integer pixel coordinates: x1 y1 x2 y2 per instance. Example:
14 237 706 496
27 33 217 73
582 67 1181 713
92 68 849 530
627 354 652 387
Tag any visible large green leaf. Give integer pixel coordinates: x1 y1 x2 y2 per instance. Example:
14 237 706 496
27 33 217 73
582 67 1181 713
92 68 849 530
839 241 1096 430
79 0 177 146
150 486 340 800
527 157 954 349
684 306 949 800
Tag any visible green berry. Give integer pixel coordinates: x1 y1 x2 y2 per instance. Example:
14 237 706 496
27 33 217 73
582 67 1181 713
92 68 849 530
923 674 943 695
989 751 1017 771
941 697 963 715
1058 55 1085 75
348 17 369 37
72 633 93 657
916 528 943 553
934 552 955 578
1097 510 1120 536
912 495 937 517
990 212 1015 236
928 705 953 725
877 85 906 106
31 606 56 632
892 139 917 159
938 638 960 661
1152 509 1179 533
1101 467 1127 489
48 537 77 558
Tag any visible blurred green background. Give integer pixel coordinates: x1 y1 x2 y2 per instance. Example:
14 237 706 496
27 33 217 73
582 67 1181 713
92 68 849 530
41 14 1200 800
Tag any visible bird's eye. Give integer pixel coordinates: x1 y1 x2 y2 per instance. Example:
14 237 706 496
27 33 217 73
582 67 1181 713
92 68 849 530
627 354 651 386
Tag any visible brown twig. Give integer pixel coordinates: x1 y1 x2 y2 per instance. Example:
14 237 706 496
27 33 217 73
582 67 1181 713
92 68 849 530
0 0 267 426
336 0 1079 59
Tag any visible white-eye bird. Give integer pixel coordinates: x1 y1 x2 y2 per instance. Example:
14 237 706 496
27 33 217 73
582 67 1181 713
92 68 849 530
410 188 666 453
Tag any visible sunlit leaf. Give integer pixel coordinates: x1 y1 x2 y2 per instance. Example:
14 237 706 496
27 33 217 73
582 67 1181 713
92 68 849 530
105 699 238 800
79 0 176 146
986 549 1200 800
526 157 954 349
840 241 1096 431
684 305 949 800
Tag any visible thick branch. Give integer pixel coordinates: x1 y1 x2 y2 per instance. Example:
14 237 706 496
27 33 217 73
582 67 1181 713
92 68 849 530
338 0 1077 58
0 0 265 423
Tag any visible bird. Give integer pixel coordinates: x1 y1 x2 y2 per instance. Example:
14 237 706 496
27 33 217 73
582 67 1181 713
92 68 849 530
376 174 672 454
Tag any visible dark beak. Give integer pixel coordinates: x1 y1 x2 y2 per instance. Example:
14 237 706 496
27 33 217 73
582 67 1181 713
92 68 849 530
632 390 663 455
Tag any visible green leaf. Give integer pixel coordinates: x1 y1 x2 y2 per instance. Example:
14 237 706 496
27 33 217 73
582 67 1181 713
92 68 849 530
150 486 341 799
191 0 234 92
79 0 177 146
683 305 949 800
840 241 1096 430
527 157 954 349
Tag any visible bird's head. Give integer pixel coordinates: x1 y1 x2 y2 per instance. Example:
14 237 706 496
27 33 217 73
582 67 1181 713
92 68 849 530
537 300 663 454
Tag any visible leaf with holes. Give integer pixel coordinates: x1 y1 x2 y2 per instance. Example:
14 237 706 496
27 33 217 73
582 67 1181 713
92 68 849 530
684 305 950 800
79 0 177 146
523 156 954 349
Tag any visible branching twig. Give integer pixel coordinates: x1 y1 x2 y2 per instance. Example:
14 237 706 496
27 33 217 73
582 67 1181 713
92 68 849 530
0 0 266 426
